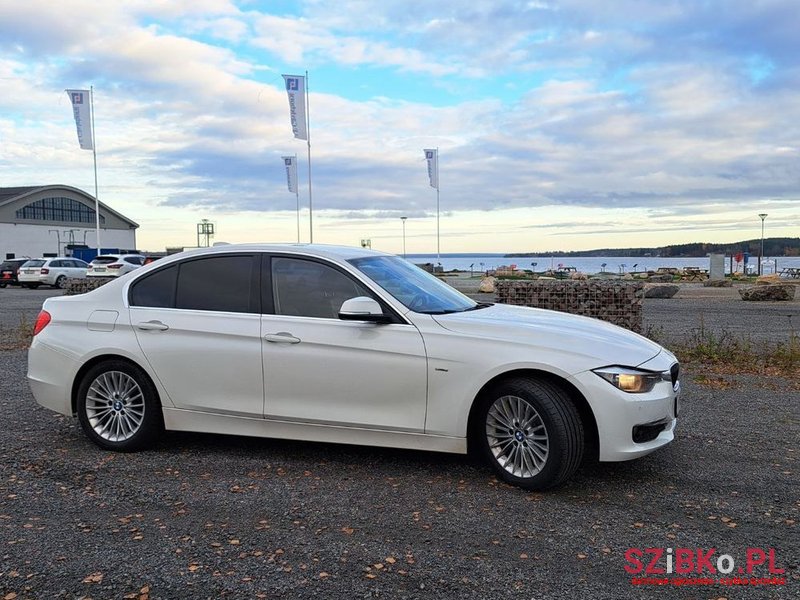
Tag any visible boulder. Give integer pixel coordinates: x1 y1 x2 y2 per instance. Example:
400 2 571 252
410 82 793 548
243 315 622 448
756 274 782 286
569 272 588 280
478 276 497 293
644 283 680 299
703 279 732 288
739 284 796 301
647 274 674 283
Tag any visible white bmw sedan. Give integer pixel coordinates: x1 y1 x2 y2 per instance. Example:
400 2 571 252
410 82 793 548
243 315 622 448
28 244 680 490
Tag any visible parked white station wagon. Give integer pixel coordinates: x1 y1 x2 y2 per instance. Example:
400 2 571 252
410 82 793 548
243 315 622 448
18 257 89 288
28 244 680 489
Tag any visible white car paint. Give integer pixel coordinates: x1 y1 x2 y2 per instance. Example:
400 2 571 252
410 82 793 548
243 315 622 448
27 244 679 466
86 254 145 277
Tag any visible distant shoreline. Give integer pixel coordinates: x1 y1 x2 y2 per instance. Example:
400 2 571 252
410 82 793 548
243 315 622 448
406 236 800 259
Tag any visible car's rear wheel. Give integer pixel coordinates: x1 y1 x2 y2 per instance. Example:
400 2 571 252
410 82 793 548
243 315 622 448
0 283 6 288
55 275 67 289
476 377 584 490
76 360 163 451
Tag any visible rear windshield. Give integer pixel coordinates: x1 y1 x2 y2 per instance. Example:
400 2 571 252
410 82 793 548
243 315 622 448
24 260 46 267
92 256 119 264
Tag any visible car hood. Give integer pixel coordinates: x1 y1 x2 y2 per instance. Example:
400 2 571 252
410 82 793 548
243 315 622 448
431 303 663 369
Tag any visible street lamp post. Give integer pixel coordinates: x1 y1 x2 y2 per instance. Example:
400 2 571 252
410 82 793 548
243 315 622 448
758 213 768 275
400 216 408 259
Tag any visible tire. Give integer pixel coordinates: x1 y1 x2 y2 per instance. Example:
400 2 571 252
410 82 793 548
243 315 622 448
55 275 67 289
475 377 584 490
76 360 163 451
0 283 6 288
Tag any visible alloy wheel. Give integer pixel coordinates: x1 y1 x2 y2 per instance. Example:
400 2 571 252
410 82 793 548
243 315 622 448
85 371 146 442
485 395 550 478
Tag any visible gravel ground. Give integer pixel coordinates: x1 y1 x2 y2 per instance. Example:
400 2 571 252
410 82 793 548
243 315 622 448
643 284 800 346
1 286 798 598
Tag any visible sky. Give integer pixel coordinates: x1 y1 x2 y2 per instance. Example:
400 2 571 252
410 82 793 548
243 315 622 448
0 0 798 254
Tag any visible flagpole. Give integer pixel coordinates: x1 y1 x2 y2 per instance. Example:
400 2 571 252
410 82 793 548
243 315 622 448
305 70 313 244
436 146 440 263
90 86 100 251
295 154 300 243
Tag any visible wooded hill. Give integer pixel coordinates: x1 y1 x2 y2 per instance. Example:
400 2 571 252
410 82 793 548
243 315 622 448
507 237 800 258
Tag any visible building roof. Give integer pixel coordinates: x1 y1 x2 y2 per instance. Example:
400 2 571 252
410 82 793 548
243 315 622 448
0 186 38 203
0 185 138 228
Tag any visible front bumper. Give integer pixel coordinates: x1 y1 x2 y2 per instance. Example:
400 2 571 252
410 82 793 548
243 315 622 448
569 360 679 462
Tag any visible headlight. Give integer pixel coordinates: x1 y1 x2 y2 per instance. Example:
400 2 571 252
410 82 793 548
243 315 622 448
593 366 668 394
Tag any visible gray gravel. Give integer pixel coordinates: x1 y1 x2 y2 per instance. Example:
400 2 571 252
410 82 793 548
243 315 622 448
1 287 798 598
642 284 800 346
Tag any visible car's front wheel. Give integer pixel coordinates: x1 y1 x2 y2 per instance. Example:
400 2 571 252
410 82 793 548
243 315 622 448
476 377 584 490
76 360 163 451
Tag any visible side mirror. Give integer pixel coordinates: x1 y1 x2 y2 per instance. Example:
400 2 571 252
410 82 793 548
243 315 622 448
338 296 391 323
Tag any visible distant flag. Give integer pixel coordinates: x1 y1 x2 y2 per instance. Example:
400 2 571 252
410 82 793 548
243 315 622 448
282 74 308 140
424 148 438 189
66 89 93 150
282 155 298 193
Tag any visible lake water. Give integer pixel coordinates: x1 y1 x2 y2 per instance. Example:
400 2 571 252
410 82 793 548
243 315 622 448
404 254 800 274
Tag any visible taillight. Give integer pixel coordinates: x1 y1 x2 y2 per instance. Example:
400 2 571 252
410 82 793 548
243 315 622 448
40 268 49 274
33 310 51 336
108 264 123 269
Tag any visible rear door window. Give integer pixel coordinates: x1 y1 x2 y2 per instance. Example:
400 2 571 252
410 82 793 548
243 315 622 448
175 255 258 313
130 265 178 308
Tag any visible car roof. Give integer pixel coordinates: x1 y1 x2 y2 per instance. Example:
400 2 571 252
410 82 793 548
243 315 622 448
27 257 72 262
165 244 393 262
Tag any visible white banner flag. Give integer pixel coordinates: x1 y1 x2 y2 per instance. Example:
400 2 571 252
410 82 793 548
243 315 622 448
66 89 93 150
424 148 438 189
282 74 308 140
282 155 298 193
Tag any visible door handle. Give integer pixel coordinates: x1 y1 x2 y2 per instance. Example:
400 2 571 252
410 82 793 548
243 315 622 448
264 332 301 344
136 320 169 331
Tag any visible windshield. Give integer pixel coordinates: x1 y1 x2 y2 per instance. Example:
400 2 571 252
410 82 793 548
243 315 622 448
349 256 477 314
23 260 45 268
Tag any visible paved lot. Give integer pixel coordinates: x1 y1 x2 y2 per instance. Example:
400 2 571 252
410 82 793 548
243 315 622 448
0 286 798 598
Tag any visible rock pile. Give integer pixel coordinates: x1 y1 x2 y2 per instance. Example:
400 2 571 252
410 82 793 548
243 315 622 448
65 277 115 296
644 284 680 298
739 284 796 302
495 280 643 332
703 279 733 287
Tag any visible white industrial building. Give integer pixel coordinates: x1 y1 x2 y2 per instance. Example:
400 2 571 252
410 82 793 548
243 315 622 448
0 185 138 260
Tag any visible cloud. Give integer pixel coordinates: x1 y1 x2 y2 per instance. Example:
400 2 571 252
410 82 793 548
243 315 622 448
0 0 798 253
